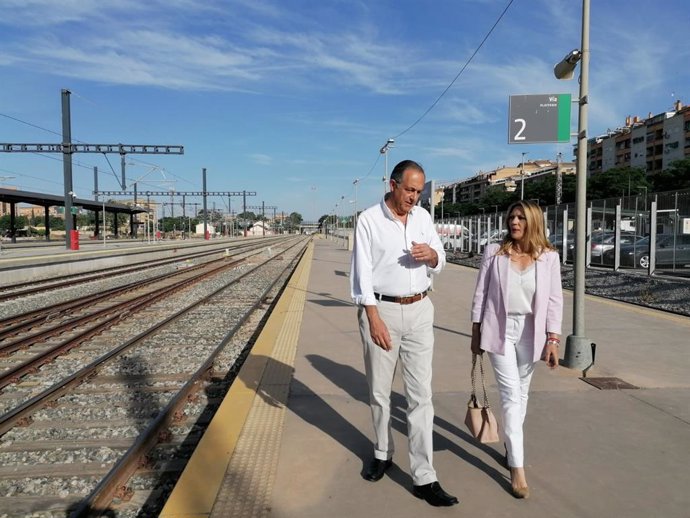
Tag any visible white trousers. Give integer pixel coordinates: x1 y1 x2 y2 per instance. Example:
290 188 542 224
358 296 436 486
488 313 536 468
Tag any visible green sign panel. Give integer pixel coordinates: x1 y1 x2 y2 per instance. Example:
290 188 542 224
508 94 572 144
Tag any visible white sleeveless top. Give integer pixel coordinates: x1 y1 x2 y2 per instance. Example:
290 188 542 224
507 262 535 315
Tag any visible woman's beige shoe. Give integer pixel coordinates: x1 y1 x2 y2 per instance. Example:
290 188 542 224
509 467 529 499
511 485 530 499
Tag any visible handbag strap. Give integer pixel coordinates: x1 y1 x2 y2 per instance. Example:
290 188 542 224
470 353 491 408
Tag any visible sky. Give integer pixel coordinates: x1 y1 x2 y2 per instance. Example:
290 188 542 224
0 0 688 222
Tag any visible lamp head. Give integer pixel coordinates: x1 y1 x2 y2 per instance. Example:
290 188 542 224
554 49 582 80
380 138 395 154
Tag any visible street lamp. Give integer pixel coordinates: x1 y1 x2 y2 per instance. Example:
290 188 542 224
380 138 395 196
520 152 528 200
353 179 359 228
554 0 592 371
637 185 648 210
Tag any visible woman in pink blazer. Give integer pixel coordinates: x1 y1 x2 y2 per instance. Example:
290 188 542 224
470 200 563 499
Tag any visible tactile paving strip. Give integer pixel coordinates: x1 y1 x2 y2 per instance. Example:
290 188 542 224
210 245 312 518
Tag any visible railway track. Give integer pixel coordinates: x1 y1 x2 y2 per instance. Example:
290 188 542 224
0 237 286 302
0 235 309 517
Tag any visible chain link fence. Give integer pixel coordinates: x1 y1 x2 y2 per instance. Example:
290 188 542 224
436 188 690 276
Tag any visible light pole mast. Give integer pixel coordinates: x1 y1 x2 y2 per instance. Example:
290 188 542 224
556 151 563 205
380 138 395 196
520 152 528 200
353 179 359 228
554 0 593 371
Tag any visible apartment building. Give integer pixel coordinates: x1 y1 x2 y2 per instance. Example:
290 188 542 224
585 99 690 176
446 159 575 204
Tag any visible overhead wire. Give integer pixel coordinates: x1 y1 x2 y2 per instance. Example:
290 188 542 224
337 0 515 211
393 0 515 140
0 108 193 192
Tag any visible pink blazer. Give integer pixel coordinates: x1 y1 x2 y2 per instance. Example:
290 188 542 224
471 243 563 362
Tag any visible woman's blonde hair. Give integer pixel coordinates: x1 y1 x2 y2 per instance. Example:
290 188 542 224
497 200 554 258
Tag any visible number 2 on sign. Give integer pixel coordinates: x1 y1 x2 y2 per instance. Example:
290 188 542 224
513 118 526 141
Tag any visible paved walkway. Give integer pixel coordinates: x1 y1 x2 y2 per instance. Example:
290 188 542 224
167 236 690 518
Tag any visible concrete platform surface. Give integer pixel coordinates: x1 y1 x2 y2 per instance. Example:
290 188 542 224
184 237 690 517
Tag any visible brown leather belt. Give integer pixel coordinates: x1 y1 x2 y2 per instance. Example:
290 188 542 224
374 290 428 305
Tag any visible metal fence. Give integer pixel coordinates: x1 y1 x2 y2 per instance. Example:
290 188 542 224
436 188 690 276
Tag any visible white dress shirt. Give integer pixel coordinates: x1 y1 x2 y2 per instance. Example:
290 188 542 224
350 198 445 306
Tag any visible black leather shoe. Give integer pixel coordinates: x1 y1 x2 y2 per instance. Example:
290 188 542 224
412 481 459 506
363 458 392 482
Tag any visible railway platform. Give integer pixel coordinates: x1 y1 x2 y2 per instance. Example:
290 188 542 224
0 237 251 283
161 236 690 518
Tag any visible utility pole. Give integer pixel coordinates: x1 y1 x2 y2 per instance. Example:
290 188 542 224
553 0 593 371
202 168 208 239
556 152 563 205
1 90 184 249
182 194 187 238
97 187 255 240
520 152 528 200
380 138 394 196
353 179 359 228
246 204 277 236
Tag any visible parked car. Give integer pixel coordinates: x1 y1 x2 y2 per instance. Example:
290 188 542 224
602 234 690 268
590 231 643 264
549 232 575 261
479 228 507 246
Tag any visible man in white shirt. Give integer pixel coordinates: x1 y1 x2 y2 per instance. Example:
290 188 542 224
350 160 458 507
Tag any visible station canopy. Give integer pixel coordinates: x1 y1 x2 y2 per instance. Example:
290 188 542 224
0 187 148 215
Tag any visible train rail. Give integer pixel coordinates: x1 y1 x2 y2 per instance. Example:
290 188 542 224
0 237 287 302
0 235 310 517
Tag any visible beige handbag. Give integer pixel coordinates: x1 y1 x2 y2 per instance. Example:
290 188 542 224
465 353 500 443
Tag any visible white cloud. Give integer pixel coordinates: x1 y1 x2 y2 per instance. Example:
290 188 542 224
249 153 272 165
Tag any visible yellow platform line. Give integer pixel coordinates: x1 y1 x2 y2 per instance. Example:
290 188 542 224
160 243 313 518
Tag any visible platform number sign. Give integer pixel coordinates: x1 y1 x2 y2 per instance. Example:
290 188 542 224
509 94 571 144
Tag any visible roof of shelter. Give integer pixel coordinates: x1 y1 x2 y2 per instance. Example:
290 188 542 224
0 188 148 214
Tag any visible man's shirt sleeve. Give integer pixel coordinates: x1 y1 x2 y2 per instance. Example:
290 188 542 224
350 216 377 306
427 214 446 275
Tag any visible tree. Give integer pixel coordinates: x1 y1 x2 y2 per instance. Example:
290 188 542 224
652 158 690 192
236 211 257 221
159 216 189 233
284 212 303 232
0 215 28 234
317 214 331 231
478 186 518 211
49 216 65 231
587 166 648 200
